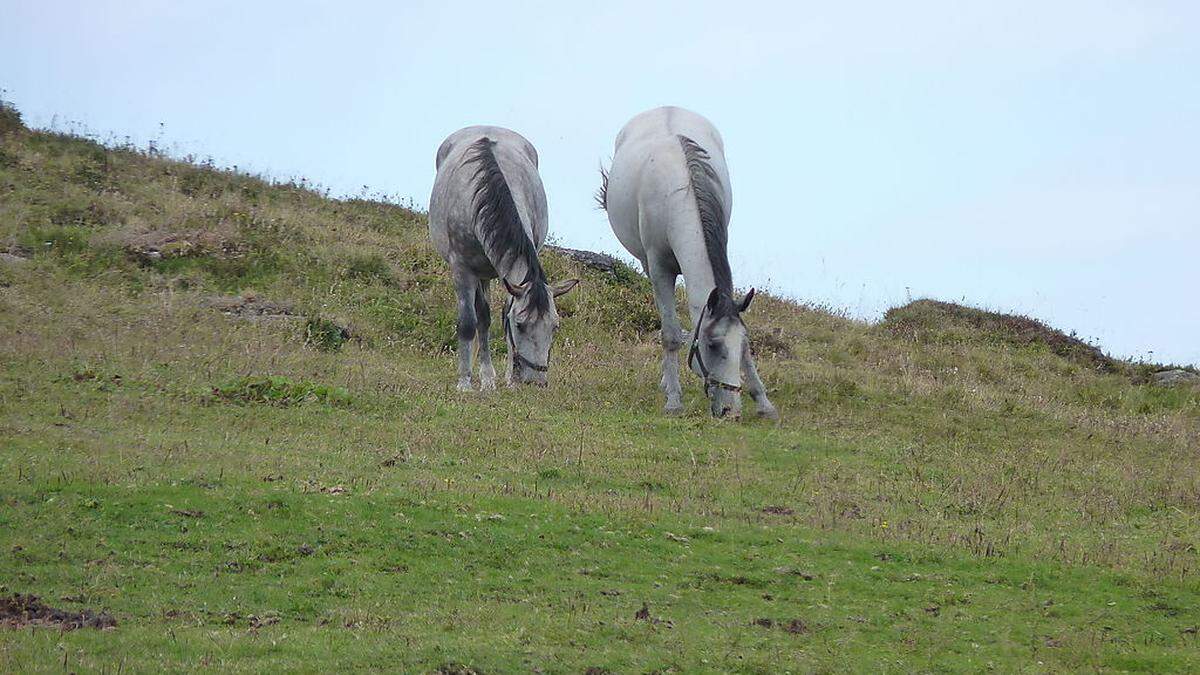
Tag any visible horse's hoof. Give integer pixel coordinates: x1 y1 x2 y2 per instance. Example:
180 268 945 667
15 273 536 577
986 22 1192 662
480 378 496 392
456 381 473 393
664 404 684 417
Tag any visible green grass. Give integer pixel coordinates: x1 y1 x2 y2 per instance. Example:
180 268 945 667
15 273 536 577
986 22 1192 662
1 113 1199 672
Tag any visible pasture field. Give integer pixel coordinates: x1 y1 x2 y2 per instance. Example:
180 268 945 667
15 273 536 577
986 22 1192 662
2 107 1199 672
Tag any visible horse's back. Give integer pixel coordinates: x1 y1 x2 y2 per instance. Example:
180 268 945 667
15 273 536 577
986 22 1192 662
606 107 730 263
429 126 547 265
614 106 725 158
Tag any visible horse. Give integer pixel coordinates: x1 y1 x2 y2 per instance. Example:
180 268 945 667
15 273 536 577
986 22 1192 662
599 107 777 420
429 126 578 390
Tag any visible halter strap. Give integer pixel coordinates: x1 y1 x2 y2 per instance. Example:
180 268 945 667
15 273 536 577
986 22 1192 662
504 297 549 373
687 303 742 394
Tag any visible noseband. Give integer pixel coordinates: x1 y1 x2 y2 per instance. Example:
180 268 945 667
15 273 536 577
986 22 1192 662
503 297 549 373
687 304 742 394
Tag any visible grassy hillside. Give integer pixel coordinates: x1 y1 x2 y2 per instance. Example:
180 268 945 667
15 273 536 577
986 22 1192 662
2 104 1199 672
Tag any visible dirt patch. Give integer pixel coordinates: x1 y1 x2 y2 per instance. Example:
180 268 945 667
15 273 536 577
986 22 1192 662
784 618 810 634
883 299 1121 373
203 294 295 320
121 227 244 264
0 594 116 630
761 505 795 516
750 617 810 634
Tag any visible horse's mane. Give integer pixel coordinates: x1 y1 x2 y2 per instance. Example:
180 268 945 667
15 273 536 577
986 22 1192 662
678 134 734 309
465 137 549 313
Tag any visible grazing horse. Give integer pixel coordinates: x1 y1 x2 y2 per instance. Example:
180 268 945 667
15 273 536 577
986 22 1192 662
429 126 578 390
600 107 777 419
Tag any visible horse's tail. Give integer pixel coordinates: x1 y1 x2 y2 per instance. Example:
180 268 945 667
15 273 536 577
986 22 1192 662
595 164 609 211
678 134 733 295
464 138 546 297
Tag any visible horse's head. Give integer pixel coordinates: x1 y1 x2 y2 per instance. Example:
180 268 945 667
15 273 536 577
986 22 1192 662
690 287 756 419
503 277 580 386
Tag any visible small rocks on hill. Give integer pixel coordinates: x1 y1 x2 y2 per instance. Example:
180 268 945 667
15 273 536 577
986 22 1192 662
546 245 635 278
0 250 31 266
1152 369 1200 387
202 294 295 321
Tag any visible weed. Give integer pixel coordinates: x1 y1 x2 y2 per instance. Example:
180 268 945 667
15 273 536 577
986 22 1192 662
304 316 351 352
210 375 351 406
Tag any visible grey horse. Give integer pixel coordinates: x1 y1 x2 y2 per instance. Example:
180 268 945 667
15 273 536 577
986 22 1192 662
599 107 777 420
429 126 578 390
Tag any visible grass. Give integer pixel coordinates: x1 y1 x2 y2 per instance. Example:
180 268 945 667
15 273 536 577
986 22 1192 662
1 106 1199 672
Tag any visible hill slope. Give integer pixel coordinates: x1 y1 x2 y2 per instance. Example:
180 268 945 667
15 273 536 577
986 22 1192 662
2 107 1199 672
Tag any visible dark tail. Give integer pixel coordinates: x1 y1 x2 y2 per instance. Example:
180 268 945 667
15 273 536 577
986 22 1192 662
678 135 733 295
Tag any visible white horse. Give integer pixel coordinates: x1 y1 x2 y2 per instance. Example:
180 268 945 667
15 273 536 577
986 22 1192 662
429 126 578 390
600 107 777 419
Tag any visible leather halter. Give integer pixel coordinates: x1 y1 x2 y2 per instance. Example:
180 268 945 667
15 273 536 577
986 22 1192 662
687 303 742 394
503 297 549 373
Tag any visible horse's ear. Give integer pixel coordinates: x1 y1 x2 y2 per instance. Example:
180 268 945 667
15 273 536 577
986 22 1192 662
551 278 580 298
738 288 756 313
503 279 530 297
705 287 722 312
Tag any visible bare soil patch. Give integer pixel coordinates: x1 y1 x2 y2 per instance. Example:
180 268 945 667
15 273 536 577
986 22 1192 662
0 594 116 630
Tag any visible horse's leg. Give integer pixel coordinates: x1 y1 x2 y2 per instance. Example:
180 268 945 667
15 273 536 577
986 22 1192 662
474 278 496 391
741 342 779 420
648 262 684 415
453 274 478 392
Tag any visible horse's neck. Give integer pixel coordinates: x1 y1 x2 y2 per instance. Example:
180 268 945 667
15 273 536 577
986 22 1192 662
676 244 722 327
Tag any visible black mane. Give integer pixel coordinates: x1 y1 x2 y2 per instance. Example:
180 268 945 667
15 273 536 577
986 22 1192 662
465 137 549 313
678 134 734 307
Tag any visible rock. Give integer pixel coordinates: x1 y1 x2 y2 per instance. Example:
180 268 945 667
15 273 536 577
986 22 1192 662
0 252 30 266
546 245 634 278
203 294 294 320
1152 369 1200 387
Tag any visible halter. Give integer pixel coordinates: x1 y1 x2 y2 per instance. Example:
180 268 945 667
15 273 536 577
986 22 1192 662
687 303 742 394
503 297 549 373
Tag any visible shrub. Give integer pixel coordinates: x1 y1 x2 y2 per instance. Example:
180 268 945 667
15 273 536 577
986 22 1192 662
304 317 350 352
0 100 23 136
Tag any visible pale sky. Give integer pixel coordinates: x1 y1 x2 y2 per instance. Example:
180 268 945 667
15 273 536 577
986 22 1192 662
3 1 1197 365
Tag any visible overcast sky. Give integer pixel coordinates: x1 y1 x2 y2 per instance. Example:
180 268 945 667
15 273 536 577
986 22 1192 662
3 1 1197 364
